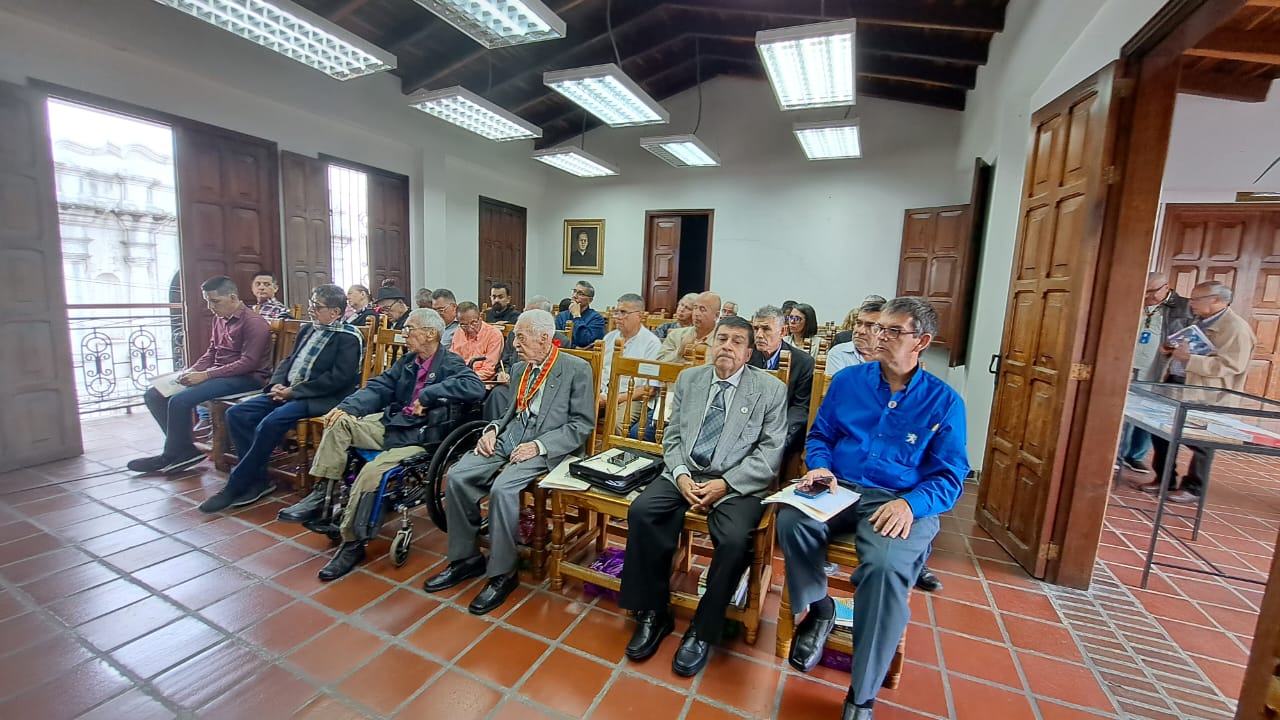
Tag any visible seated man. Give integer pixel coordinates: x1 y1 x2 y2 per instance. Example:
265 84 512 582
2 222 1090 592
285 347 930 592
832 294 888 347
248 271 292 319
130 276 271 474
658 291 720 363
826 296 884 377
484 296 568 420
423 309 594 615
620 316 787 677
485 282 521 324
199 284 363 513
555 280 606 348
415 287 432 309
450 301 504 382
720 301 738 318
655 293 697 339
598 293 662 426
748 305 814 454
778 298 968 720
279 309 485 581
431 288 462 350
373 286 410 330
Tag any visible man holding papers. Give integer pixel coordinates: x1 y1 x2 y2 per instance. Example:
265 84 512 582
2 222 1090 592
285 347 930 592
777 297 969 720
618 315 787 677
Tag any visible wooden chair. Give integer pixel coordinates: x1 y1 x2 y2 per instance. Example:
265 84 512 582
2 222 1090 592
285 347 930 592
548 357 779 644
207 319 303 473
772 356 908 689
644 314 669 332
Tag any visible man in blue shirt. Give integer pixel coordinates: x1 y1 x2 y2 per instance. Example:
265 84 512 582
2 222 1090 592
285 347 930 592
777 297 969 720
555 281 606 348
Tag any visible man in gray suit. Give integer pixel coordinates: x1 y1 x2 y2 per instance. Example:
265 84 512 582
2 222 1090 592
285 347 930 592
619 315 788 677
423 309 595 615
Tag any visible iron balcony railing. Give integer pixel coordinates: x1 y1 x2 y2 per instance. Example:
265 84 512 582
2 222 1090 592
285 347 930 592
67 303 185 415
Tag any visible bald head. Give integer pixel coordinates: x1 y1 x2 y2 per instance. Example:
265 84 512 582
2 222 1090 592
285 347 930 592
692 292 721 335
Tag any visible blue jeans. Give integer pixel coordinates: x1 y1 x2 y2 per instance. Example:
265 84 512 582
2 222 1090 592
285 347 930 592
224 394 311 497
143 376 261 461
1119 424 1152 463
628 407 658 442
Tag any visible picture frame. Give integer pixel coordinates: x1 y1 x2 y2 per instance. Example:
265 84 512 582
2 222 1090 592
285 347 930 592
563 219 605 274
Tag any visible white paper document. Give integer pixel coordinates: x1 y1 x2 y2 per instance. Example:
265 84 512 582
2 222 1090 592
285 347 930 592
149 371 186 398
762 482 860 523
538 455 591 491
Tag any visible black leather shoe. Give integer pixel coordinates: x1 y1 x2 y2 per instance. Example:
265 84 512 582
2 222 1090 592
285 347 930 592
625 609 674 661
467 572 519 616
278 482 328 523
317 541 365 581
915 566 943 592
842 702 873 719
423 555 486 593
789 608 835 672
671 628 711 677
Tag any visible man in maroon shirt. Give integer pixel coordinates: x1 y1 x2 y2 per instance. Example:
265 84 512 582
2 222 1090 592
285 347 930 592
129 276 272 474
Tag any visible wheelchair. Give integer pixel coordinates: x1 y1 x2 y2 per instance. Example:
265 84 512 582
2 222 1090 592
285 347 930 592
303 399 488 567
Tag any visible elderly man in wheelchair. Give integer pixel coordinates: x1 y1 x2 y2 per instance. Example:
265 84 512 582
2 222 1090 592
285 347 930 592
278 308 486 581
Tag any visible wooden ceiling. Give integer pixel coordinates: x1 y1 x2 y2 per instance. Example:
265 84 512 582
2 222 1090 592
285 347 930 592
292 0 1010 148
1179 0 1280 103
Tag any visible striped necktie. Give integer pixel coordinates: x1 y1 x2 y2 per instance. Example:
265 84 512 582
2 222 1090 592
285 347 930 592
690 381 730 467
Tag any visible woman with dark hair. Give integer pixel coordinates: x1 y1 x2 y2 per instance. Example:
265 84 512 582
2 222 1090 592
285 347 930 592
558 297 573 313
345 285 378 328
785 302 821 356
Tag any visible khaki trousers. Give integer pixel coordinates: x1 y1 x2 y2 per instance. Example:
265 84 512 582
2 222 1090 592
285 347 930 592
308 413 424 543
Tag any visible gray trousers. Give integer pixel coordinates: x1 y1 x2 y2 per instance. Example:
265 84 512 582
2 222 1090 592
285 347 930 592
776 486 939 705
444 423 549 578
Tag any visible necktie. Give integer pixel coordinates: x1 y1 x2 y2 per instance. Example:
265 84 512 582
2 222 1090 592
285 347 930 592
690 381 730 468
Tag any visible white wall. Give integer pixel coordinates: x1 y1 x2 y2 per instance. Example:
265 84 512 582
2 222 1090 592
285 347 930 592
528 76 965 328
0 0 552 295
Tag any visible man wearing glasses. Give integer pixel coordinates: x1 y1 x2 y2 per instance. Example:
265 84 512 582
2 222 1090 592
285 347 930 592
198 284 364 513
373 286 410 330
451 301 505 381
777 297 969 720
430 288 462 350
598 293 662 425
556 281 606 348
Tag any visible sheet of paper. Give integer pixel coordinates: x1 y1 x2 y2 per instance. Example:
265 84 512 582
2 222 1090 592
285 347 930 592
538 455 591 491
149 371 186 398
762 483 861 523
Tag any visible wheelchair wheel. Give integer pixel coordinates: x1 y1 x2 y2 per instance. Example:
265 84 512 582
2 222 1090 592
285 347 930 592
390 528 412 567
424 419 488 531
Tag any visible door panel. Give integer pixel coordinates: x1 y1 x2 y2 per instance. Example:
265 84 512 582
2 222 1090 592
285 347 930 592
281 152 331 307
0 81 83 472
175 124 279 360
976 64 1122 576
368 172 409 290
478 197 527 306
645 216 681 313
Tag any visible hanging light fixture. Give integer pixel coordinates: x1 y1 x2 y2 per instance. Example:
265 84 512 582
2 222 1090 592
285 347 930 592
544 64 669 127
639 38 719 168
408 87 541 141
756 18 856 110
793 119 861 160
409 0 566 49
151 0 395 80
532 147 619 177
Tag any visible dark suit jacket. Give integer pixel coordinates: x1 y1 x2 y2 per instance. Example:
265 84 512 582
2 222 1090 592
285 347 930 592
350 307 379 329
833 329 853 346
337 346 485 449
750 340 814 451
267 324 362 417
499 329 570 371
485 305 521 324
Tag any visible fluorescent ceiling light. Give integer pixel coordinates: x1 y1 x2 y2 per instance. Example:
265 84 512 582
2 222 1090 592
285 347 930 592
411 0 566 48
152 0 395 81
793 119 861 160
544 64 670 127
532 148 619 177
408 86 541 141
757 19 856 110
639 134 720 168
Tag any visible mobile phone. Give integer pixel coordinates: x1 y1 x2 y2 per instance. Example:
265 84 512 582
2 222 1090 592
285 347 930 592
795 485 829 499
608 451 637 467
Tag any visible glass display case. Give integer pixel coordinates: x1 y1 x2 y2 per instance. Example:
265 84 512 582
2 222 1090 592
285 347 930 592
1124 382 1280 587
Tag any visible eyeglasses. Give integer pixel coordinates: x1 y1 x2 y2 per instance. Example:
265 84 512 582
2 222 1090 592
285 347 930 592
308 302 336 311
1144 284 1168 294
784 315 805 322
459 318 483 329
1189 295 1218 302
571 289 590 298
871 324 921 340
613 309 642 318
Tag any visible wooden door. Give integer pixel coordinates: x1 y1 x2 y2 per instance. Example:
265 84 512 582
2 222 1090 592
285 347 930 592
368 172 409 290
897 205 971 350
644 215 682 313
281 151 331 307
478 196 527 305
976 65 1124 577
1158 203 1280 399
174 123 280 360
0 81 83 472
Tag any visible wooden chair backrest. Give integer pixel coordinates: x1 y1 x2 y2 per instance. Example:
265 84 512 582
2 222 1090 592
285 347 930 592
807 354 832 433
563 319 573 337
361 325 408 384
494 322 515 337
644 314 669 331
600 354 686 455
765 348 791 386
273 319 305 366
681 342 708 365
560 339 605 450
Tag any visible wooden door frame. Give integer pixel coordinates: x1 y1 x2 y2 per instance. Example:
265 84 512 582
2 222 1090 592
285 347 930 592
477 195 528 305
1044 0 1246 587
642 209 715 308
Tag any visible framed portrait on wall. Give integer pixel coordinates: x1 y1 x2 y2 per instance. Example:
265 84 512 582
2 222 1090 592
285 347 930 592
563 219 604 274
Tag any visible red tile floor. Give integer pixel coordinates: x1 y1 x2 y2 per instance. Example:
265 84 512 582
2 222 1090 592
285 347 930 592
0 413 1269 719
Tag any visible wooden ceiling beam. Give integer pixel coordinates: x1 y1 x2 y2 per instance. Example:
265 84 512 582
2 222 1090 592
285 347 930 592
667 0 1005 33
1185 29 1280 65
1178 66 1273 102
325 0 372 22
1245 0 1280 7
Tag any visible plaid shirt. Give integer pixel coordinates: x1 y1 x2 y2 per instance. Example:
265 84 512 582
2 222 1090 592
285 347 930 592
253 298 292 319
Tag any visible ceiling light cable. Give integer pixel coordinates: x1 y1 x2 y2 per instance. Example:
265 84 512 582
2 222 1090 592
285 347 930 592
607 0 623 67
693 36 703 134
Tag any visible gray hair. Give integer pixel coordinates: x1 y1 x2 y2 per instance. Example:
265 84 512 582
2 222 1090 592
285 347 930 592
526 295 553 313
616 292 644 308
430 287 456 303
678 292 699 307
1197 281 1233 304
405 308 446 335
575 280 596 299
311 283 347 309
860 296 886 314
517 308 556 338
414 287 432 305
456 300 479 315
882 297 939 337
752 304 785 325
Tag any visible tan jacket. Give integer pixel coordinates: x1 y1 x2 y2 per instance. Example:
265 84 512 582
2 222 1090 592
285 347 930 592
657 324 712 364
1185 307 1256 391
